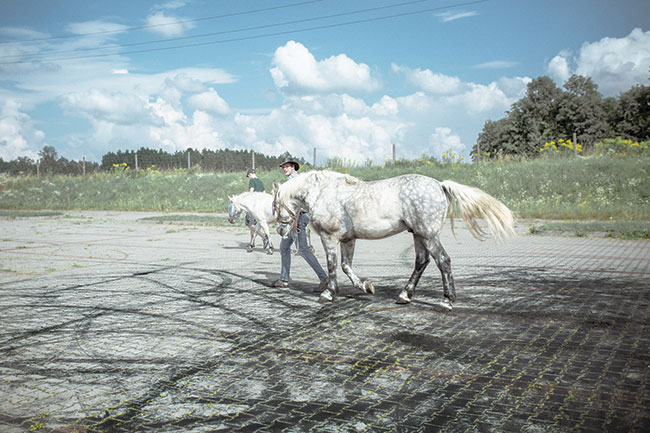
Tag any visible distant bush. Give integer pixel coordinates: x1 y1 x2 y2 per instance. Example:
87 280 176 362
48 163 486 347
539 139 582 156
593 137 649 157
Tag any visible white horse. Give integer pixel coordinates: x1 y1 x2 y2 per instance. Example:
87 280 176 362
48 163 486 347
228 192 275 254
228 191 315 255
273 170 515 308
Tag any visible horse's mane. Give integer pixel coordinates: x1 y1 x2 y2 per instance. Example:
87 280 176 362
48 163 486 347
278 170 359 202
232 191 265 204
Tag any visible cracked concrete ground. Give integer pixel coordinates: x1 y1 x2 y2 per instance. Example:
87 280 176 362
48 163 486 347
1 211 649 432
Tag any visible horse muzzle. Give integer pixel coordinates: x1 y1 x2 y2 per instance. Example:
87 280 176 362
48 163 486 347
276 223 290 238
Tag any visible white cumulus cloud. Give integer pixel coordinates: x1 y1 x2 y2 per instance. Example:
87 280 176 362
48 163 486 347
270 41 380 94
145 12 194 37
391 63 461 94
188 88 230 116
546 28 650 95
0 100 44 161
428 127 465 157
60 89 156 125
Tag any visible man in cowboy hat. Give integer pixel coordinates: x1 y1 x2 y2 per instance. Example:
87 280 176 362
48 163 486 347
272 157 328 291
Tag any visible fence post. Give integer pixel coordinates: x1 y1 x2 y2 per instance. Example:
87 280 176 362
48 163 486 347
251 150 255 170
392 143 396 163
313 147 316 168
135 153 138 171
82 156 86 176
37 162 40 179
187 151 191 169
573 132 578 157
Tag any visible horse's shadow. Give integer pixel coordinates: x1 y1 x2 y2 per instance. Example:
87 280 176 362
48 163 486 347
248 270 448 305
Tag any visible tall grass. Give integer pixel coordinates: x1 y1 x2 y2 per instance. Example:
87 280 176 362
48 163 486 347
344 156 650 220
1 156 648 220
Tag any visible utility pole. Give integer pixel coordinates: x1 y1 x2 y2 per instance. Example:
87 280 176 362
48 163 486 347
392 143 396 163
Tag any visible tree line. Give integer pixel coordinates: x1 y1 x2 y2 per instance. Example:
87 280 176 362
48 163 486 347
0 146 306 176
100 147 306 172
474 75 649 158
0 146 101 177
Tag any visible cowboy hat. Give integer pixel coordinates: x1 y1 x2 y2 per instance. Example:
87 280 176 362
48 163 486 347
278 157 299 171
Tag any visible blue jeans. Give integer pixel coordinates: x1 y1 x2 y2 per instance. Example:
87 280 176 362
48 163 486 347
279 212 327 282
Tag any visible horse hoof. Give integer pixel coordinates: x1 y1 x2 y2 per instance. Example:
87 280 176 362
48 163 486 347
396 293 411 304
267 248 274 255
319 291 334 302
440 299 453 310
362 280 375 295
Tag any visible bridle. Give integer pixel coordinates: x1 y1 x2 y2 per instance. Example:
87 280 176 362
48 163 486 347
228 201 240 224
273 197 301 233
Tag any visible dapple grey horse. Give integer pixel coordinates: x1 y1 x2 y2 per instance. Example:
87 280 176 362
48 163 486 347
273 170 515 308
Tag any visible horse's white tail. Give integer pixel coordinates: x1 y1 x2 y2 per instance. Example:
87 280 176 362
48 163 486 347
441 180 516 242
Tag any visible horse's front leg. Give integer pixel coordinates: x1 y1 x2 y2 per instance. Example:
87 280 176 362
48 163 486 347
306 225 316 253
429 237 456 306
319 234 340 302
340 239 374 295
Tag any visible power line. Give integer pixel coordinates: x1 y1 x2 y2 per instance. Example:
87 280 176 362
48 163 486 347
1 0 435 60
1 0 488 65
0 0 326 44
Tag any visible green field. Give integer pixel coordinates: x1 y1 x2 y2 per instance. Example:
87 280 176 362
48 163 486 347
1 156 649 238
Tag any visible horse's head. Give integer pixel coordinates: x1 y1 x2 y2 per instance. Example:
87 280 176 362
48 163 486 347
227 197 243 224
272 181 300 238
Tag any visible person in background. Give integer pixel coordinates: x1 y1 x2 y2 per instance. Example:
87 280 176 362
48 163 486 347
245 168 268 252
272 158 328 292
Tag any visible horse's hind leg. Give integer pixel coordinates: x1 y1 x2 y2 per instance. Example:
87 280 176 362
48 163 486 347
341 240 374 295
247 226 257 252
397 235 430 304
429 236 456 306
258 220 273 255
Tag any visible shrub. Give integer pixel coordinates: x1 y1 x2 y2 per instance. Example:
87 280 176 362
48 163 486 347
539 139 582 156
593 137 649 157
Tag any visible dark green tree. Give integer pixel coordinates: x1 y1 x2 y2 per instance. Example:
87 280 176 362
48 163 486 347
473 118 517 159
38 145 66 175
509 76 563 155
555 75 609 149
611 84 650 141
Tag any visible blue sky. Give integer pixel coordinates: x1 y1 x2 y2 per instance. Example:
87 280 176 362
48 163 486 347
1 0 649 165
